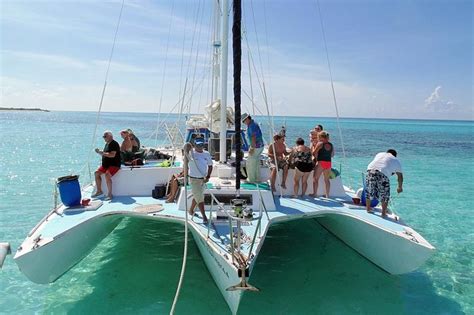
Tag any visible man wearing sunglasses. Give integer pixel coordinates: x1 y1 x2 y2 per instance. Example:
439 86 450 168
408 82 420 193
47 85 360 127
92 130 121 200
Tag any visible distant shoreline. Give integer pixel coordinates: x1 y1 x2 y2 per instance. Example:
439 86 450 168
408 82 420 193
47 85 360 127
0 107 50 112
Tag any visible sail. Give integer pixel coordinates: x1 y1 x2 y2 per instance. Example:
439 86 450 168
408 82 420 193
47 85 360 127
204 100 235 133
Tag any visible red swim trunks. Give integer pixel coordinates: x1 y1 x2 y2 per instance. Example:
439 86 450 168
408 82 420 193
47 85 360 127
97 166 120 176
319 161 332 170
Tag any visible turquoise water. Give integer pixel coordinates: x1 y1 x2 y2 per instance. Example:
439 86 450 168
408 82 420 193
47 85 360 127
1 111 472 314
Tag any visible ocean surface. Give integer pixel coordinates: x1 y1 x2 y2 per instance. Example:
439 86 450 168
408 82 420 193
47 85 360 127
1 111 472 314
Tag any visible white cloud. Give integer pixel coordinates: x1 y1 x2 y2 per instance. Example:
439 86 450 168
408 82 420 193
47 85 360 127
424 85 456 112
2 50 88 69
91 60 159 74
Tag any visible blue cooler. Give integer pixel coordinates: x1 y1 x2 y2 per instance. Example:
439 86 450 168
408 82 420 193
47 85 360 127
57 175 81 207
361 189 379 207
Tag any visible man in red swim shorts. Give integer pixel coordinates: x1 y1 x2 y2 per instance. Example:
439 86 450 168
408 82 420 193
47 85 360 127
92 130 121 200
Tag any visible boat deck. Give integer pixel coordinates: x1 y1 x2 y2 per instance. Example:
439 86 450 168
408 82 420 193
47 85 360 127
36 183 413 260
16 179 434 298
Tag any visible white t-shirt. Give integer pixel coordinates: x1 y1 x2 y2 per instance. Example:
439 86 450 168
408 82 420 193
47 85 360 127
367 152 402 178
189 150 213 178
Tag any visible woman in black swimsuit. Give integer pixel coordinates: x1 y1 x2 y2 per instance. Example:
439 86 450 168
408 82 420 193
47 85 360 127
291 138 314 197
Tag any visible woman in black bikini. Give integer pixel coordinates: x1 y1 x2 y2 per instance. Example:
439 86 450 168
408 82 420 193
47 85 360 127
291 138 314 197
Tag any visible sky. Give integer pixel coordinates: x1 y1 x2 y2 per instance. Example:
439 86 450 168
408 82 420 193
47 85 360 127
1 0 472 120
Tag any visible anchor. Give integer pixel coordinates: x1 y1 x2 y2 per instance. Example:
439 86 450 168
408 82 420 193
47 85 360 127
226 263 259 292
226 199 259 292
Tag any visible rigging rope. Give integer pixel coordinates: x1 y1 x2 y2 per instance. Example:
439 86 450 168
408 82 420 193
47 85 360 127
179 0 202 125
170 145 191 315
261 0 276 129
248 51 256 116
241 22 275 137
314 0 347 164
188 0 206 116
86 0 125 183
197 7 214 114
248 0 275 136
154 0 176 147
178 1 189 103
147 66 210 146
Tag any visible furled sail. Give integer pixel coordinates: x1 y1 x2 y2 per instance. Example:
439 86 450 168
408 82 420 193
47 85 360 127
205 99 235 133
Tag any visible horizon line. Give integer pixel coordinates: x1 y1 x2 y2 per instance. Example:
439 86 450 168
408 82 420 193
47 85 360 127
3 107 473 122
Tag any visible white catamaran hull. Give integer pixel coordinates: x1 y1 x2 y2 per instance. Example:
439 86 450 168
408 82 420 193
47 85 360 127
15 214 123 284
316 214 434 274
190 225 245 315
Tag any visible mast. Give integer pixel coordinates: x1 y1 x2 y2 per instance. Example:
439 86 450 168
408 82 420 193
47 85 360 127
219 0 229 163
212 0 221 103
232 0 242 190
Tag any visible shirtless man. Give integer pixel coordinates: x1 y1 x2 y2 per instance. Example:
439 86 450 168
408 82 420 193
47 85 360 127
268 134 289 191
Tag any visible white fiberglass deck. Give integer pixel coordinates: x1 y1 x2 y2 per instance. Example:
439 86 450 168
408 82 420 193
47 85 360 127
35 183 423 256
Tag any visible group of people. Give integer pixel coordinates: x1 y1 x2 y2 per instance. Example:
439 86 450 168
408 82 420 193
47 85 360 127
91 116 404 219
91 129 141 200
266 122 403 217
267 124 334 198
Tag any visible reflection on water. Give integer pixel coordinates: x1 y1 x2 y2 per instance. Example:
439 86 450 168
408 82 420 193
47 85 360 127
39 219 464 315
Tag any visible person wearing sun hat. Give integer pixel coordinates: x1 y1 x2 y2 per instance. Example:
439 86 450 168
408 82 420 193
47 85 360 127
242 113 264 183
187 136 213 223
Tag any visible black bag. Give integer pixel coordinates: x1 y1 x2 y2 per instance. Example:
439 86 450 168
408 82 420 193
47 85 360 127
130 158 144 166
152 184 166 199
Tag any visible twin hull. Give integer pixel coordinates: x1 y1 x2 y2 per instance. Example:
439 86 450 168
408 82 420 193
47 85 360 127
14 207 433 313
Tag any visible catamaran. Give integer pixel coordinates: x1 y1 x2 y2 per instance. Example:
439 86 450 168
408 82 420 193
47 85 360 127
14 1 435 314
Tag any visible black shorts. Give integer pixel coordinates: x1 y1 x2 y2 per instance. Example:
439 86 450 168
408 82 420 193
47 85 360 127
296 162 314 173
